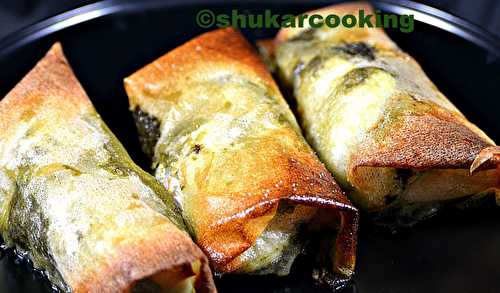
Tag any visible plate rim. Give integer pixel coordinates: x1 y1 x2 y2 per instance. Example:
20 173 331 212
0 0 499 60
0 1 499 292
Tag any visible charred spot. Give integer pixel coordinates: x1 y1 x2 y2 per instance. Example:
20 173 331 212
334 42 375 60
132 107 161 158
192 144 202 154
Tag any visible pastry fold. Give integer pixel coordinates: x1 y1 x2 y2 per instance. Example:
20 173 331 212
0 43 215 293
124 28 358 284
263 2 499 221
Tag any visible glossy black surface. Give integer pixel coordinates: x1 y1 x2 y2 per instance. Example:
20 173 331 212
0 1 499 292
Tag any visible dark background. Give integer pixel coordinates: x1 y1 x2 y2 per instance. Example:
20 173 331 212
0 1 499 293
0 0 499 41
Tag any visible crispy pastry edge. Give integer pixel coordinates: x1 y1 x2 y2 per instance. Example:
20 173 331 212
124 28 359 280
0 43 216 293
270 2 499 174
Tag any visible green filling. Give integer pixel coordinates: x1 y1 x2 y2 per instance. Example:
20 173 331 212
0 111 187 291
6 167 69 291
133 74 317 276
331 42 375 60
233 203 338 277
133 107 161 158
234 204 304 276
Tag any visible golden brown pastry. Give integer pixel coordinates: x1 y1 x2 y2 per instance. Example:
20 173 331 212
0 43 215 292
262 2 499 223
124 28 358 285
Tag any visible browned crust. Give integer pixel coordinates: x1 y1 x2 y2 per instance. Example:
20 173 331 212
198 146 358 275
0 43 93 138
471 146 500 174
73 222 215 293
124 28 280 112
351 110 496 172
125 28 358 278
272 2 498 177
1 43 217 293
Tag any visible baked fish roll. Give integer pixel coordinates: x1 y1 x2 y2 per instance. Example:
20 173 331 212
269 2 500 220
124 28 358 284
0 43 215 293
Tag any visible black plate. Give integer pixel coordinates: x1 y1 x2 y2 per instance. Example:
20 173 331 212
1 0 500 292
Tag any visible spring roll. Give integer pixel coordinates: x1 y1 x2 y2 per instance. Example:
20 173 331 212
124 28 358 285
0 43 215 292
262 2 500 223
